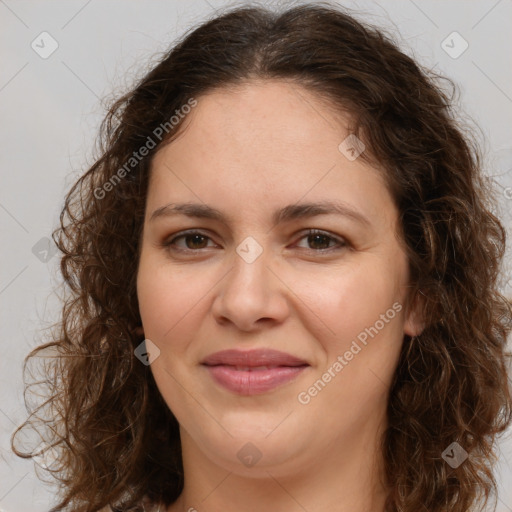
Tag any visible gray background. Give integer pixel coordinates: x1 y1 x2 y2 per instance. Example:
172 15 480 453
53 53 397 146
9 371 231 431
1 0 511 510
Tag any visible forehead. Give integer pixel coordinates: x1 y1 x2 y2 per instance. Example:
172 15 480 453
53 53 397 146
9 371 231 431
147 80 393 228
169 79 350 151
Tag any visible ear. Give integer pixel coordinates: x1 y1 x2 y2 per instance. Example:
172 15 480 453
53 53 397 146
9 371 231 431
134 325 145 337
403 289 426 337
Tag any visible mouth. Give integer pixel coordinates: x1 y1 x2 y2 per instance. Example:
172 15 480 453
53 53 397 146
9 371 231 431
216 365 299 371
201 349 310 395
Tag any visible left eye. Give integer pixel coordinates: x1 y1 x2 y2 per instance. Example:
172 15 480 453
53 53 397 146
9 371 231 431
162 229 346 252
295 229 346 251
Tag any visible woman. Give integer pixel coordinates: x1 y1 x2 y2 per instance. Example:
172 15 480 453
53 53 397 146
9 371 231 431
11 3 512 512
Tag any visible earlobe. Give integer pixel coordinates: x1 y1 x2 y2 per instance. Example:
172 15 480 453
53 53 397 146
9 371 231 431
403 290 426 337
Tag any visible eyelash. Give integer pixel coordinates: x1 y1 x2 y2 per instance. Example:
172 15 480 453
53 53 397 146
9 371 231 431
160 229 348 254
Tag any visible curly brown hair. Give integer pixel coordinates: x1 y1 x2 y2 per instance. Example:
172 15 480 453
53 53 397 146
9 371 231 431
11 2 512 512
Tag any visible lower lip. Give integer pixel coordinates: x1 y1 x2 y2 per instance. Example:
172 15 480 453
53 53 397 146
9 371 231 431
203 365 308 395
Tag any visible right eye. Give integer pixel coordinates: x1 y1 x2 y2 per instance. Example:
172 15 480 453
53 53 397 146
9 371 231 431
161 230 218 252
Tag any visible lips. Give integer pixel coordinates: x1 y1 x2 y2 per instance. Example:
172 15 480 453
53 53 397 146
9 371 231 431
201 349 308 367
201 349 309 395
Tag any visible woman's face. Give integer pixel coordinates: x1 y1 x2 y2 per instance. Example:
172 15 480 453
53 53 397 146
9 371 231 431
137 80 422 476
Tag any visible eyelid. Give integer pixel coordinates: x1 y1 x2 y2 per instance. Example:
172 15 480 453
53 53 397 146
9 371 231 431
292 228 347 251
161 229 219 251
161 228 348 253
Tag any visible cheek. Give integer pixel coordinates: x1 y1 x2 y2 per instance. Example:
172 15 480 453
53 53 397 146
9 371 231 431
137 256 201 341
297 266 404 427
297 260 403 344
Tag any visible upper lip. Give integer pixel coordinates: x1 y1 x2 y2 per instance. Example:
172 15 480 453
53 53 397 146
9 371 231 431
201 349 309 367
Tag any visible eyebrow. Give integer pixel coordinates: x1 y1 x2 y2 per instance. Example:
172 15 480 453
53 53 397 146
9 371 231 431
149 200 372 227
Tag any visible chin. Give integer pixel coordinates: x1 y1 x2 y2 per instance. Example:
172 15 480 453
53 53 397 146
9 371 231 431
188 420 313 475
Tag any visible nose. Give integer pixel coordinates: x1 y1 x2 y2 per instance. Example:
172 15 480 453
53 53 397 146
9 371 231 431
210 246 290 332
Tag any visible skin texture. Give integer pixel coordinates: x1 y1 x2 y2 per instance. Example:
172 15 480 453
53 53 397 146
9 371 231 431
136 80 423 512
